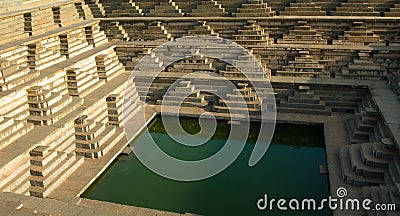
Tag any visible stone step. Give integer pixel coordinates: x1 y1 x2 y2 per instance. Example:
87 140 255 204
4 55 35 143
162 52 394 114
0 165 30 193
29 154 84 198
360 143 391 168
339 146 384 187
30 151 68 177
29 153 76 188
349 144 386 178
277 106 331 115
75 127 125 158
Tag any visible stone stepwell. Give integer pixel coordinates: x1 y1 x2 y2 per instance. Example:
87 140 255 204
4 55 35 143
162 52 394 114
0 0 400 215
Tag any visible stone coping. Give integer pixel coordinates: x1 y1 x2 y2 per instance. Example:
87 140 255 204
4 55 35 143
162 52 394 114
0 0 81 17
98 16 400 22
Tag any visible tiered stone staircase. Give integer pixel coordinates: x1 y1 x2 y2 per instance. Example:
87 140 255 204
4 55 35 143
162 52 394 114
204 21 247 39
74 115 125 158
166 56 215 73
147 0 184 17
173 0 202 14
84 0 106 18
332 0 381 16
234 20 274 47
128 21 172 41
214 83 262 116
133 0 163 14
95 48 126 81
99 0 143 17
277 85 332 115
333 22 384 46
59 28 93 58
276 51 330 78
189 0 229 17
336 51 388 80
264 0 296 14
277 21 328 44
158 80 208 107
280 0 326 16
233 0 275 17
74 1 94 20
186 21 219 36
28 146 84 198
100 21 130 41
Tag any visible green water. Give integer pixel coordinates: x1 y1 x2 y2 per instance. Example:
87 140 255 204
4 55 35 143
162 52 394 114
82 117 331 216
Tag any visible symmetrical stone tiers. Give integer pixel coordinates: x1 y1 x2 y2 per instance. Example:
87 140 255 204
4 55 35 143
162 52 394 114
234 20 274 47
99 0 143 17
28 146 84 198
277 21 327 44
186 21 219 36
219 57 269 79
147 1 184 17
277 85 332 115
136 22 173 41
280 0 326 16
336 52 388 80
74 115 124 158
214 83 263 115
333 22 384 46
207 21 248 39
158 80 208 107
276 51 330 78
233 0 275 17
165 56 215 73
189 0 229 17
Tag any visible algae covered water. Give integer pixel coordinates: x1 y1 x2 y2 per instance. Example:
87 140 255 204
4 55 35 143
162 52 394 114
82 117 331 216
